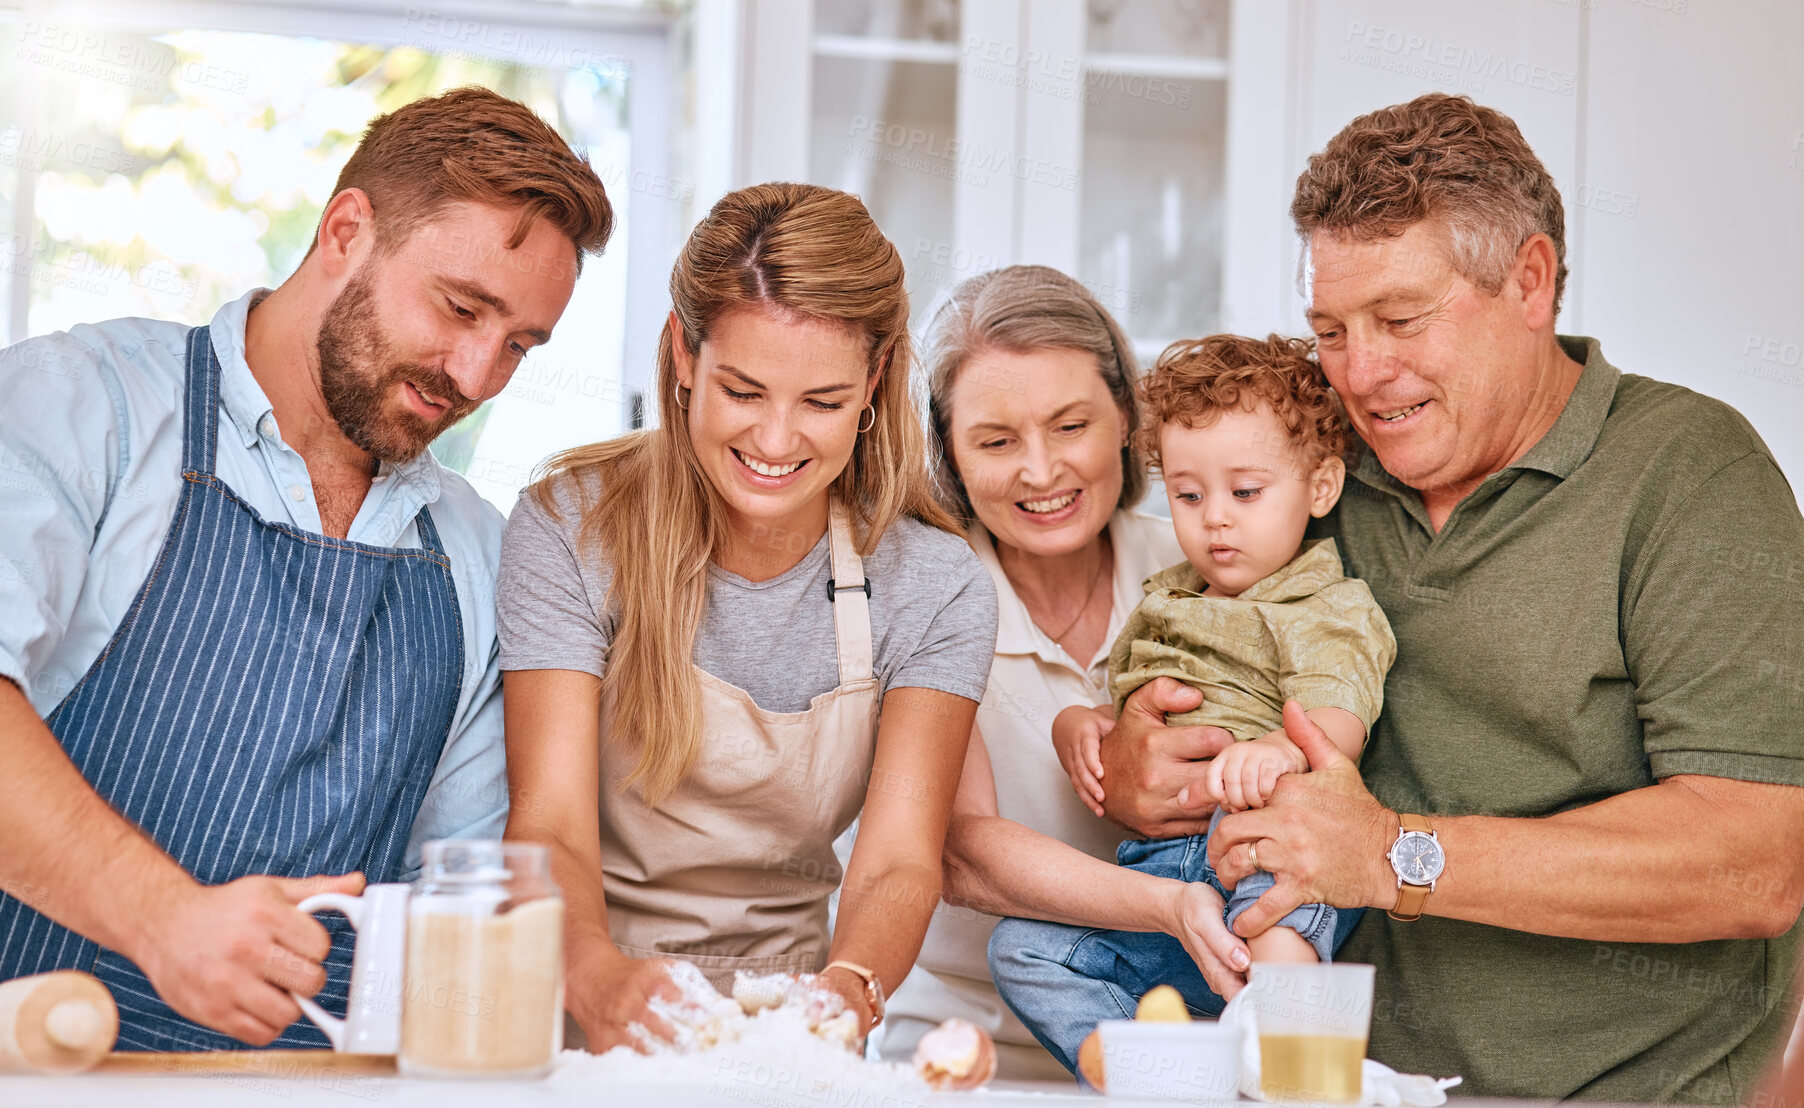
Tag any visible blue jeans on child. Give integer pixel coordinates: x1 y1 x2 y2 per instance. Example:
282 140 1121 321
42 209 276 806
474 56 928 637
988 812 1364 1076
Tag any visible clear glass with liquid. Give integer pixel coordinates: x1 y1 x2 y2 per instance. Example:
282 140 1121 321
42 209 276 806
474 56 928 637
1246 962 1374 1104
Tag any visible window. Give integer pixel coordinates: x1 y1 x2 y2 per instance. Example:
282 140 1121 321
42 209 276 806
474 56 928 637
1 1 674 514
784 0 1238 515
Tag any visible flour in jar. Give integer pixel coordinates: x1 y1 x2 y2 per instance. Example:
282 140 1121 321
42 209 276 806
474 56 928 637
401 895 564 1077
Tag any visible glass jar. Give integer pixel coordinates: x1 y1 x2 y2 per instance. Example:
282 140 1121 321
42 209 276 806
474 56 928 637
399 840 564 1079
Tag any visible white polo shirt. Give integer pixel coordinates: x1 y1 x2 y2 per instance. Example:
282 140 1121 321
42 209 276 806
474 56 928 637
879 508 1185 1079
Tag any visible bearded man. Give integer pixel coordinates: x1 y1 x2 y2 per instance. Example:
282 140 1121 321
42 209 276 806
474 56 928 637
0 87 611 1051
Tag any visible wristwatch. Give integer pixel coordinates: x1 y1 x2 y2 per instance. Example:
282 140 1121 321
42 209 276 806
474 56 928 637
1386 813 1444 921
823 960 886 1030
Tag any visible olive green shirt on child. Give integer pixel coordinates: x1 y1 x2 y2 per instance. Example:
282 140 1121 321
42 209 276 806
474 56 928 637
1109 537 1397 738
1111 537 1392 739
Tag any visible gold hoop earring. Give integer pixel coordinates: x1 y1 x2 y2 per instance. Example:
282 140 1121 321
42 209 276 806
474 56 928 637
676 385 691 410
857 404 876 433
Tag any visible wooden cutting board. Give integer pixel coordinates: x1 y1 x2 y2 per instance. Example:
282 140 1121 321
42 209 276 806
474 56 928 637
95 1050 396 1077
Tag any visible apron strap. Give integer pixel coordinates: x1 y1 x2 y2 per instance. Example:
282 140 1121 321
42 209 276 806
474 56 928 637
413 503 448 555
825 502 874 685
180 325 221 477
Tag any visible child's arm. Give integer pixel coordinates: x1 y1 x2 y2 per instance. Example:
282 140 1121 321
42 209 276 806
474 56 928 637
1267 579 1394 778
1205 707 1366 811
1258 707 1367 769
1052 704 1115 816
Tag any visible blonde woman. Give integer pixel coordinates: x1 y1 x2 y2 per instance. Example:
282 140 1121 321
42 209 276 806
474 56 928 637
877 266 1252 1078
496 184 997 1053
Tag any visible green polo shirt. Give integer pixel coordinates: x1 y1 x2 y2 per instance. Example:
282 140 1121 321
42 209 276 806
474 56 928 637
1312 336 1804 1102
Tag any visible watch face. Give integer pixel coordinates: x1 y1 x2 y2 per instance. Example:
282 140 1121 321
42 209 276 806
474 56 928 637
1391 831 1445 884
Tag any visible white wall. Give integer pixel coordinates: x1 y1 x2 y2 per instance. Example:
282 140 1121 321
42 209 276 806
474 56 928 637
1575 0 1804 486
1224 0 1804 487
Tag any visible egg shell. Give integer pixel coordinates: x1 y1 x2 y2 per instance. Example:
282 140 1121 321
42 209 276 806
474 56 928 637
912 1018 998 1091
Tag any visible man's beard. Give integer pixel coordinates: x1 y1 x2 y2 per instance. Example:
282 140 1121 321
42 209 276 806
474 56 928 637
316 271 479 463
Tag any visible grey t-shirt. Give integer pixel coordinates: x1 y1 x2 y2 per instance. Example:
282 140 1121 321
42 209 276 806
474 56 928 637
497 476 997 710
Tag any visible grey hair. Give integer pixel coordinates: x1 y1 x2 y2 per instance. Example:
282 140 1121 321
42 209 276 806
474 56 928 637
1290 93 1569 316
922 265 1146 524
1295 209 1551 307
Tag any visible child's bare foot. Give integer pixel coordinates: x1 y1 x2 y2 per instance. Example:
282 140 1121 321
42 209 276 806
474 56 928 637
1245 923 1318 963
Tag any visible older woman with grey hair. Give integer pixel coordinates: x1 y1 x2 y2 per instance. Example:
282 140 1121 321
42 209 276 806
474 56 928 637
874 266 1248 1078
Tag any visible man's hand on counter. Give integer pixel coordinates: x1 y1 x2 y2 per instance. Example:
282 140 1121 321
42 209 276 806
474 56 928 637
131 872 364 1046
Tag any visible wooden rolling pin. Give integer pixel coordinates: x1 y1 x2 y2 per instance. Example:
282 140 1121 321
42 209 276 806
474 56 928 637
96 1051 395 1076
0 970 119 1074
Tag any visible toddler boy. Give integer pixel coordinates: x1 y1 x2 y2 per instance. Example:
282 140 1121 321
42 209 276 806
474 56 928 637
988 334 1396 1073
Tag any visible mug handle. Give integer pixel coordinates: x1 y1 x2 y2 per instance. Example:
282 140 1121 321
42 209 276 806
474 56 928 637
288 892 367 1050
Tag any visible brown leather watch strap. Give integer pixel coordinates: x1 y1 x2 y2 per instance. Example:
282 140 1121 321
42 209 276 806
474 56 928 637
1389 813 1435 922
1391 881 1431 921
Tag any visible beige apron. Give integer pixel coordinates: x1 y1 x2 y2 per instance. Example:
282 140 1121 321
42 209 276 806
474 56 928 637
598 502 881 993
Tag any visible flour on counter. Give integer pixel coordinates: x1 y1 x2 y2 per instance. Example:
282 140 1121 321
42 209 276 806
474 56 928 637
551 1012 930 1106
551 963 931 1106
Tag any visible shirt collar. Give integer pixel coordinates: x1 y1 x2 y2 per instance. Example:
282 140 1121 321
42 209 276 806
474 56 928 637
1140 537 1346 604
973 511 1157 660
210 288 274 451
208 286 444 504
1505 335 1620 479
1349 334 1621 495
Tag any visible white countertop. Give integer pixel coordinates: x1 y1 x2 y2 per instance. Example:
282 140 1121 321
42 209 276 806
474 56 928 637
2 1074 1128 1106
0 1072 1558 1108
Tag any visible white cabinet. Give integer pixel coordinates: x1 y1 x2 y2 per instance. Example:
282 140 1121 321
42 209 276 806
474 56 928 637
740 0 1277 354
732 0 1803 489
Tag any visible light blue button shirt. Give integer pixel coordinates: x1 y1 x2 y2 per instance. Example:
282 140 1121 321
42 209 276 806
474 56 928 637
0 289 507 874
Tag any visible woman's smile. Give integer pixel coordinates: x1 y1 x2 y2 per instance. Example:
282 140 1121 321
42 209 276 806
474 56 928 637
731 446 810 484
1013 488 1084 525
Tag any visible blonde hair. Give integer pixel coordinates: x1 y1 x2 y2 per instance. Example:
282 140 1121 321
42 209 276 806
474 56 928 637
533 183 956 805
922 265 1146 523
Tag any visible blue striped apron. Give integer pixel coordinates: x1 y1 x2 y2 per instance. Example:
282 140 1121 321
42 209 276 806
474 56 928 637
0 325 463 1051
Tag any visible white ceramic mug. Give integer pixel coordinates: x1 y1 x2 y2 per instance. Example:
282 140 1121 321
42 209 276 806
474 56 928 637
289 883 410 1053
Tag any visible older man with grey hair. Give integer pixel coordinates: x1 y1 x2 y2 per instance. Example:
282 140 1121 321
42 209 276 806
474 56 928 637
1091 93 1804 1102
